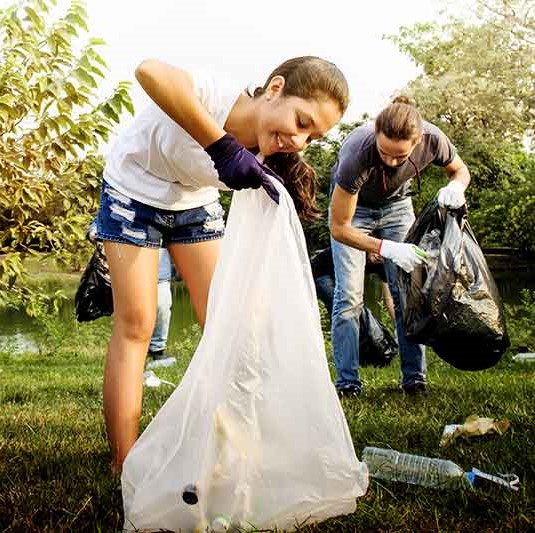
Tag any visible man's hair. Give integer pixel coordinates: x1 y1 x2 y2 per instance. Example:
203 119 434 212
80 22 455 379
375 96 423 141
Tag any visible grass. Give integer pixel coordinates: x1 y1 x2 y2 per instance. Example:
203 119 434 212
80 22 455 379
0 310 534 532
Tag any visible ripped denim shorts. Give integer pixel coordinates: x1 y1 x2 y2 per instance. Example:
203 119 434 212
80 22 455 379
96 181 225 247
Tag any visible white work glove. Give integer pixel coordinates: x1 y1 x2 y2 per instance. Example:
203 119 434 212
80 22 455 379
437 180 466 208
379 240 428 273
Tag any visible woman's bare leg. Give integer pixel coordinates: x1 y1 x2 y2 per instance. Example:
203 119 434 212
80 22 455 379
103 241 160 472
167 239 221 328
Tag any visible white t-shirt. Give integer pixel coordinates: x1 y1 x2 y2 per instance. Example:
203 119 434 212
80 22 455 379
103 71 240 211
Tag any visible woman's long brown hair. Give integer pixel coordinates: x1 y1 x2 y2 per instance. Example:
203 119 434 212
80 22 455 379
252 56 349 221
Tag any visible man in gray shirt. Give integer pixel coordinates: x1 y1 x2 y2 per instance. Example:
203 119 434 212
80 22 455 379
329 97 470 397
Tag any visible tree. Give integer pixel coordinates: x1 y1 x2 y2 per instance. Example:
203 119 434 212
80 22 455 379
387 17 534 148
386 0 535 252
476 0 535 45
0 0 133 314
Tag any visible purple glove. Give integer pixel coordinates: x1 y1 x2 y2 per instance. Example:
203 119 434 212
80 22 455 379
205 133 280 203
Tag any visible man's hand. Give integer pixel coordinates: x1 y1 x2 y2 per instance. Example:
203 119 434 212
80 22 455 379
437 180 466 208
379 240 428 273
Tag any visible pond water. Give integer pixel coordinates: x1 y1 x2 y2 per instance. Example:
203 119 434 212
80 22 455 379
0 282 196 354
0 257 533 353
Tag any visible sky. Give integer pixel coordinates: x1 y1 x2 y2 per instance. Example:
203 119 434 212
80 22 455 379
2 0 447 133
82 0 443 123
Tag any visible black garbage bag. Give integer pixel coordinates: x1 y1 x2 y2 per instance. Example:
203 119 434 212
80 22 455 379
310 247 397 367
359 306 398 367
75 241 113 322
399 199 509 370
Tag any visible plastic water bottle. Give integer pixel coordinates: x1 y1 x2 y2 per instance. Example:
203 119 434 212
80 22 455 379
362 447 468 489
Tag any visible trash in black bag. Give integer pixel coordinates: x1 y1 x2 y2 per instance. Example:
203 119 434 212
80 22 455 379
399 199 509 370
310 247 397 367
359 306 397 367
75 241 113 322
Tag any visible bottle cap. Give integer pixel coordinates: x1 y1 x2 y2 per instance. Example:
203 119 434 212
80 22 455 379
467 468 520 491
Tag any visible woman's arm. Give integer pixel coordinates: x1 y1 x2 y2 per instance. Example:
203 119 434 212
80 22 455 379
135 59 224 148
135 59 280 203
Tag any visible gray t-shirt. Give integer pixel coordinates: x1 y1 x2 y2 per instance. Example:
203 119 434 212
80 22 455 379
332 121 456 206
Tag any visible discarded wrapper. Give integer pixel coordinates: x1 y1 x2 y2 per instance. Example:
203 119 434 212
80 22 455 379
439 415 510 447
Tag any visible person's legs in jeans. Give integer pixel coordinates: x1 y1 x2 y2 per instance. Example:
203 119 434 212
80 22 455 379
148 249 174 362
377 199 426 387
330 206 375 392
149 280 172 354
315 274 335 316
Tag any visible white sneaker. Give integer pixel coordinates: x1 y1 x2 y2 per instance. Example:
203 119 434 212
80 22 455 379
146 356 177 369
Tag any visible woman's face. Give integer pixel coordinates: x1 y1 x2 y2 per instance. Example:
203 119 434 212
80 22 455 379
256 76 342 156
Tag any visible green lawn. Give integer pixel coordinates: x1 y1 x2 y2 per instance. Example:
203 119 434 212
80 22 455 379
0 312 533 532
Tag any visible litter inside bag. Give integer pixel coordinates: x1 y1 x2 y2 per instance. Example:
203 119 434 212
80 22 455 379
74 242 113 322
359 306 397 367
121 182 368 532
399 199 509 370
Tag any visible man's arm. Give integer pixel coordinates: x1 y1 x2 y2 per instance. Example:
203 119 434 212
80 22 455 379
330 184 428 273
443 154 470 188
437 154 470 208
329 184 382 253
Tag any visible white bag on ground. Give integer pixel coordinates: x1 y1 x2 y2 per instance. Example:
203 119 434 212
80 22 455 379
122 181 368 532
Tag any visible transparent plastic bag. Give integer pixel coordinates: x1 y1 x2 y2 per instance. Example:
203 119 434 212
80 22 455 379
400 200 509 370
122 182 368 532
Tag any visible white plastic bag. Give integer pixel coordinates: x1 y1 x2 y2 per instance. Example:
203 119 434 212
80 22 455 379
122 182 368 532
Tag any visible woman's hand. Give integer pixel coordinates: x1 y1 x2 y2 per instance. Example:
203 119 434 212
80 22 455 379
205 133 281 203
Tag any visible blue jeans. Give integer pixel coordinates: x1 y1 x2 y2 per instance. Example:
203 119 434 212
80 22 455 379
315 274 335 316
149 249 174 353
330 198 426 389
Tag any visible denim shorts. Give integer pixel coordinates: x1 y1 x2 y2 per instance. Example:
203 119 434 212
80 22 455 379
96 181 225 248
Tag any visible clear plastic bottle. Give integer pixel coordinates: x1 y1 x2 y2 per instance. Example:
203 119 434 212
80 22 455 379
362 447 468 489
512 353 535 362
